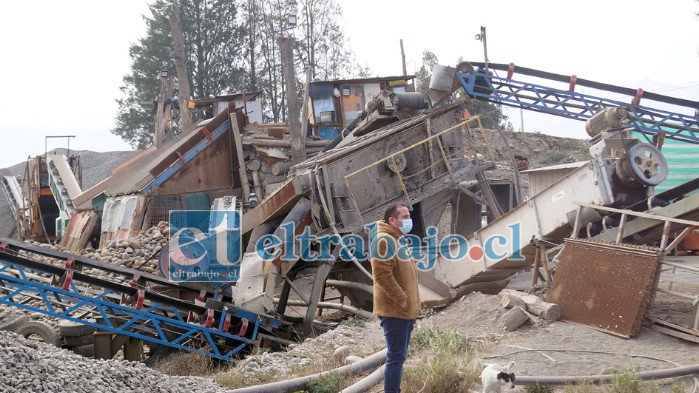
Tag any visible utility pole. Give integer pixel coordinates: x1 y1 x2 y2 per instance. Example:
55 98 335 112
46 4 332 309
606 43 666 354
278 36 305 164
400 39 407 76
169 4 193 131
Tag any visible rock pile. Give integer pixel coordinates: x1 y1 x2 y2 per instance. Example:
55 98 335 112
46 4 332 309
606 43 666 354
0 330 229 393
227 321 384 378
81 222 170 275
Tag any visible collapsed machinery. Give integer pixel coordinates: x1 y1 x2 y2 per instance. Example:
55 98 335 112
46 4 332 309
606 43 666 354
1 59 698 361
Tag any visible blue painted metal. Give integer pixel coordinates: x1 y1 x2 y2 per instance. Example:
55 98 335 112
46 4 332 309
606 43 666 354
0 258 281 361
457 72 699 144
318 127 340 140
142 121 230 193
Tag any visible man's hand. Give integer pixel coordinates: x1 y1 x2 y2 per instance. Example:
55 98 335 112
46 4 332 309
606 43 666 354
399 299 408 311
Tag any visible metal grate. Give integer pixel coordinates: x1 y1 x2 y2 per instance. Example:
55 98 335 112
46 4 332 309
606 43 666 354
151 194 187 227
547 239 662 337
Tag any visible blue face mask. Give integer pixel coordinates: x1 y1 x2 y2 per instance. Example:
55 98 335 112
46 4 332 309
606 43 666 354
399 218 413 234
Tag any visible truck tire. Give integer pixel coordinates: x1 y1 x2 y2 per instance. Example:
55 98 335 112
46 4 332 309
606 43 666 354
72 344 95 358
64 333 94 348
15 321 60 347
58 320 97 337
0 315 29 333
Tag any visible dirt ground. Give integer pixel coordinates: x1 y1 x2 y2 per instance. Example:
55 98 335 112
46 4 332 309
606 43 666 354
335 255 699 393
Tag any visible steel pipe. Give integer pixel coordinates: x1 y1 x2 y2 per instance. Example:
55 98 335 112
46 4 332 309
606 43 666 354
273 298 373 319
325 279 373 294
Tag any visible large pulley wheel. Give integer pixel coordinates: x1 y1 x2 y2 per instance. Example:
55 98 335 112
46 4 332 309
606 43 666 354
615 143 667 186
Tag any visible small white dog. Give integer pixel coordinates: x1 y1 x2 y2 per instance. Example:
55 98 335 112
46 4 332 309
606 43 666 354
481 361 516 393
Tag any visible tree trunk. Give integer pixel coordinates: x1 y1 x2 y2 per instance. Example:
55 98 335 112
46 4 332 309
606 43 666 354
278 36 305 164
500 292 526 310
501 306 529 332
168 4 193 131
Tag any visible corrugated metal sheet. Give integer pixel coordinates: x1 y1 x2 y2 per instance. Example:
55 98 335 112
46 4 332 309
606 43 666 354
59 210 99 252
99 194 147 248
521 161 588 197
655 139 699 193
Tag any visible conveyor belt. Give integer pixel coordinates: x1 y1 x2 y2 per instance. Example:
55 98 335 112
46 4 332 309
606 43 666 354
0 238 284 361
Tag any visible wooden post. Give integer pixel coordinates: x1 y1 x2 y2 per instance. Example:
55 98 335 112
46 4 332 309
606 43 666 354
230 112 251 203
531 245 541 287
278 36 305 164
154 76 166 148
299 67 312 139
168 4 193 131
400 39 407 76
539 245 552 283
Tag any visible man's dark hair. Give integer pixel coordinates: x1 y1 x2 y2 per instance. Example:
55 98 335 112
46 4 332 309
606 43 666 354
384 203 408 223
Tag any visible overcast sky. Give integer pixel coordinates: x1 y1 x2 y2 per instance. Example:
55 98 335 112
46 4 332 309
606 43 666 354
1 0 697 168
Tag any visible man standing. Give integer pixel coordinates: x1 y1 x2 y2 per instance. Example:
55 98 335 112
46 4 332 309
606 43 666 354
371 203 421 393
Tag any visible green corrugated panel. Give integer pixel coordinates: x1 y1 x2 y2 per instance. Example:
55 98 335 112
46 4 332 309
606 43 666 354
630 130 699 192
639 136 699 193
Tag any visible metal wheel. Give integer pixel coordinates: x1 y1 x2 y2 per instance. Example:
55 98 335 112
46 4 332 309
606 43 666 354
615 143 668 186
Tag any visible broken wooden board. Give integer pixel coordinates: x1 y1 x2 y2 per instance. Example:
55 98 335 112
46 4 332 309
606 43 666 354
647 316 699 343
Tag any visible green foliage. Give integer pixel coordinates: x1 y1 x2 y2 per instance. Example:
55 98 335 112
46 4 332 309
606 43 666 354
670 381 685 393
403 327 480 393
305 371 344 393
611 371 643 393
415 50 439 93
339 316 366 328
115 0 365 147
526 385 555 393
113 0 244 149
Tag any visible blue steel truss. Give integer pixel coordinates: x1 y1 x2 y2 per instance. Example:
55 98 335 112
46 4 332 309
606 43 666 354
0 259 281 361
457 72 699 144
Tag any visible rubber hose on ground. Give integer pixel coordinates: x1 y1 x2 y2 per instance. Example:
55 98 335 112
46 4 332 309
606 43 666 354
229 348 387 393
339 365 385 393
517 364 699 385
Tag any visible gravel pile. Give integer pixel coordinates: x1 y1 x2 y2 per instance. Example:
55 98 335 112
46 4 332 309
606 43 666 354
228 321 384 378
0 330 229 393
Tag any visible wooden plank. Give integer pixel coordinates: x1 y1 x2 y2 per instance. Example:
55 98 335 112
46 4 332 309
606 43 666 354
650 324 699 343
647 316 699 336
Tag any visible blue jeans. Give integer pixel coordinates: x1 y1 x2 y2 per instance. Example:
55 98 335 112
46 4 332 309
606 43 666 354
379 316 414 393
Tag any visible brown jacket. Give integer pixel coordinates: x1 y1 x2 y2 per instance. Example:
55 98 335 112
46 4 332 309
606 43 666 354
370 221 421 320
